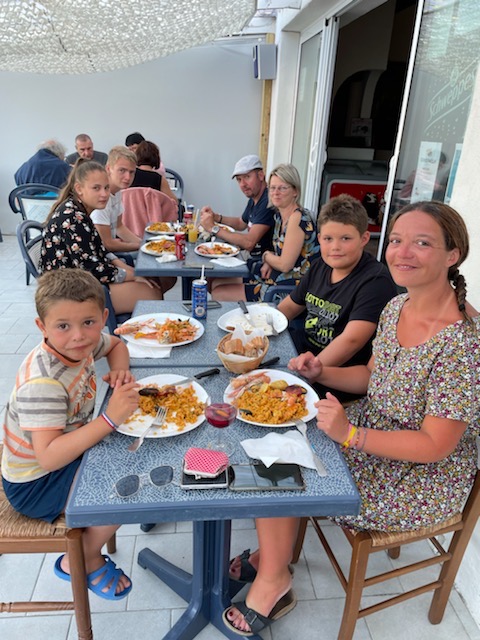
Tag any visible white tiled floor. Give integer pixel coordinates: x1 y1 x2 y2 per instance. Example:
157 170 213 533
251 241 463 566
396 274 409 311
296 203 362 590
0 234 479 639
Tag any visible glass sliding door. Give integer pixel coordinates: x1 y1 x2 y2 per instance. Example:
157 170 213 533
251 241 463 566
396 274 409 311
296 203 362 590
379 0 480 256
291 18 339 213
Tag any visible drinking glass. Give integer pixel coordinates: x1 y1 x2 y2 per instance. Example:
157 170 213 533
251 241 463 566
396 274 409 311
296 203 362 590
205 402 236 455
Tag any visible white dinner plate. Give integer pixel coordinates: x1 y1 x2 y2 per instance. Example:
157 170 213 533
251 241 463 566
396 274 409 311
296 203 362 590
140 236 176 256
117 313 204 348
117 373 207 438
224 369 319 428
194 242 240 258
145 222 187 235
198 223 235 234
217 304 288 336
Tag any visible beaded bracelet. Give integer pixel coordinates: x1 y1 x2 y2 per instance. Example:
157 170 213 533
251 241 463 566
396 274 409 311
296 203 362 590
101 412 119 431
341 424 357 448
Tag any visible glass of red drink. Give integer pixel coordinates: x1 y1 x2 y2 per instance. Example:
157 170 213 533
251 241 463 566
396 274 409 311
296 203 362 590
205 402 236 455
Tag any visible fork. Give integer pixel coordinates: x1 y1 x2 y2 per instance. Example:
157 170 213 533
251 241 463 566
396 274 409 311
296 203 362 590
128 406 168 453
266 312 279 336
293 418 327 476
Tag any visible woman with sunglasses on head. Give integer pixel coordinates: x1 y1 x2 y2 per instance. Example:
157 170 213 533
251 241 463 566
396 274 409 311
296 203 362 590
224 201 480 636
245 163 319 301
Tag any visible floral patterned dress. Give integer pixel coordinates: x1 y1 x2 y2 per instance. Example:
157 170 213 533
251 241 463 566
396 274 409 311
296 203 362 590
39 199 118 285
245 207 319 301
335 294 480 532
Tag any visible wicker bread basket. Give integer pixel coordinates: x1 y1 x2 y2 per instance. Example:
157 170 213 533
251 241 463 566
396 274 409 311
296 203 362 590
216 334 269 374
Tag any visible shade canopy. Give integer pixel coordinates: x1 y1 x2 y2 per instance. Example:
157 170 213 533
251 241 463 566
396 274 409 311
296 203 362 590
0 0 257 74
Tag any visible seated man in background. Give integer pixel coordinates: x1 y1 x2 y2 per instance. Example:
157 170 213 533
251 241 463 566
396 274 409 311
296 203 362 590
280 194 397 401
14 139 71 188
66 133 108 166
90 146 142 255
200 154 275 300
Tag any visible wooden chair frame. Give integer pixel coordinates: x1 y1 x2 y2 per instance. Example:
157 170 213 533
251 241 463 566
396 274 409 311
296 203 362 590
0 448 116 639
292 470 480 640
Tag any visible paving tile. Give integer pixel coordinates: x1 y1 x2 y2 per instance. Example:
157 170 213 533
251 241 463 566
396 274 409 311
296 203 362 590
68 609 171 640
0 614 73 639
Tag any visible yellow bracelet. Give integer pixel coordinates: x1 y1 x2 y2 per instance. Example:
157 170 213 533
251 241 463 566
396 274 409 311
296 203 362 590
341 424 357 448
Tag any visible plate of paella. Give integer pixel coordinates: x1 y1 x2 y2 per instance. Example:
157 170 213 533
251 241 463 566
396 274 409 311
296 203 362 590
117 373 208 438
114 313 204 347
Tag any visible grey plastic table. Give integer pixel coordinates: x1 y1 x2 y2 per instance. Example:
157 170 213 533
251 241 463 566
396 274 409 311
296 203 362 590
66 367 359 639
128 300 295 368
135 241 250 299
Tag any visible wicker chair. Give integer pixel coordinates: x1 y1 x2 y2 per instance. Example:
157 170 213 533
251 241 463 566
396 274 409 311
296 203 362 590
0 446 116 639
292 469 480 640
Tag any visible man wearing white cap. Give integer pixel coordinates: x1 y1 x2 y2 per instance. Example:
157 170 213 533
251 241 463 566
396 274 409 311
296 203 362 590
200 154 274 260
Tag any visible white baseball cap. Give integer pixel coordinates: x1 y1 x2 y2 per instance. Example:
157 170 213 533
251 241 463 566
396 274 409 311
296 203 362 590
231 154 263 178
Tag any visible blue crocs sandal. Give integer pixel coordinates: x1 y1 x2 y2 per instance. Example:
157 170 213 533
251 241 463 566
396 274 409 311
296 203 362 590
54 554 132 601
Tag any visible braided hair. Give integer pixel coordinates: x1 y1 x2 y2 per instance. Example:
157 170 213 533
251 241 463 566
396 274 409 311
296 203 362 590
389 200 472 324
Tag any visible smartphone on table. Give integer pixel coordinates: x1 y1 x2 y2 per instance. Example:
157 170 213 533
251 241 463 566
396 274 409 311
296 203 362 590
228 463 304 491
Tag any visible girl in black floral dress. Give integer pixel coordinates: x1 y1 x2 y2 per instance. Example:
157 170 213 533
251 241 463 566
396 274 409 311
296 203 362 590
40 159 163 314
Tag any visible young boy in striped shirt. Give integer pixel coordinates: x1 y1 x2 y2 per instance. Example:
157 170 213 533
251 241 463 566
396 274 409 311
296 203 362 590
1 269 138 600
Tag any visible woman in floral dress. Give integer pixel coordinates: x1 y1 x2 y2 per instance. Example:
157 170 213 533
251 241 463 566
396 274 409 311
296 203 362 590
39 159 162 314
245 163 319 301
223 201 479 636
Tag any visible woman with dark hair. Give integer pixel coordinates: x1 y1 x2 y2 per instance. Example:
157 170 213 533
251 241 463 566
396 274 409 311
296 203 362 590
223 201 480 636
39 159 163 314
130 141 176 201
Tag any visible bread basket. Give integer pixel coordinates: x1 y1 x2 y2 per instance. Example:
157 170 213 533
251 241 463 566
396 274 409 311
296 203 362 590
216 334 269 374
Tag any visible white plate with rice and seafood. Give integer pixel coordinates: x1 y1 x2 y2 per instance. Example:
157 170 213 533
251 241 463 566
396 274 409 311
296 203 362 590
114 313 204 348
140 236 176 255
194 242 240 257
145 222 188 235
117 374 208 438
224 369 319 427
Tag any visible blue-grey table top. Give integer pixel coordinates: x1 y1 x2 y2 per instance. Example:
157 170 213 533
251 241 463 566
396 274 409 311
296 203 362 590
126 300 296 368
66 367 360 528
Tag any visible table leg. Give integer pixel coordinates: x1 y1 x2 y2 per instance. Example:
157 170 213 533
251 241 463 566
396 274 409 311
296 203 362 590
182 276 193 300
137 520 262 639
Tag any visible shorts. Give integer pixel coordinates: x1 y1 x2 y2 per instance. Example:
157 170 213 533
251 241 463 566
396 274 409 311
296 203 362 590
2 457 83 523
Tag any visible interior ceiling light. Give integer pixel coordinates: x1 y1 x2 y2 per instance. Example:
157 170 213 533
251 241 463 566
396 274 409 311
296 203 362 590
0 0 256 74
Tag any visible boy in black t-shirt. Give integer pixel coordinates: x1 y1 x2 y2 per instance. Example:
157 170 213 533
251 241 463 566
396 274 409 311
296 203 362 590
278 194 396 396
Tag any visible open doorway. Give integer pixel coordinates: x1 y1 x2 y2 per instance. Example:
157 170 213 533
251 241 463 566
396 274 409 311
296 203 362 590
319 0 417 254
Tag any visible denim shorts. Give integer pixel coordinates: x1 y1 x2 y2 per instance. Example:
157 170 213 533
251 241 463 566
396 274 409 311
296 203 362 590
2 457 82 523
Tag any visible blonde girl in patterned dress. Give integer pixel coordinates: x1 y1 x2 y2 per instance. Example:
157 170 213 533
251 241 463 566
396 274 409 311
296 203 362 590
223 201 479 636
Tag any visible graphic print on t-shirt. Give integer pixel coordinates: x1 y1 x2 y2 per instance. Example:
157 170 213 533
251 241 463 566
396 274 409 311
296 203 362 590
304 292 342 349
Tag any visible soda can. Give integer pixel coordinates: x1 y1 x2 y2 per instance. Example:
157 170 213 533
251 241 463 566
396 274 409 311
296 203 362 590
183 211 193 224
174 232 186 260
191 278 208 320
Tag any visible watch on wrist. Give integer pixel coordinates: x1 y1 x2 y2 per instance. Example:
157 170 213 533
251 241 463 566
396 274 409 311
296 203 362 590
211 225 220 234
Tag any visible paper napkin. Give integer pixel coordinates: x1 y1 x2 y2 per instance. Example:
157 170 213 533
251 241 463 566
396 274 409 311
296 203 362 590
240 431 317 469
126 342 172 359
156 254 178 264
210 256 246 267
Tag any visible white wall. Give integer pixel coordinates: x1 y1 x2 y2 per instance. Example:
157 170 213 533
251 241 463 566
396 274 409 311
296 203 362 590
0 43 263 235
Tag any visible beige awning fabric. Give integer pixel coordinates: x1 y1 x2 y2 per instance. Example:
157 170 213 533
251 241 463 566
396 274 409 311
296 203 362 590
0 0 256 74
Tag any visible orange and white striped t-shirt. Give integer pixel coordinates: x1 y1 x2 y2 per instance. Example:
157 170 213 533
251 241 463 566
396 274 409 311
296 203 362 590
2 334 113 483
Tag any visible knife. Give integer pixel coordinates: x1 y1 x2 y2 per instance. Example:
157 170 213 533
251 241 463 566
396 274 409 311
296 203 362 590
258 356 280 369
139 369 220 396
238 300 256 327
